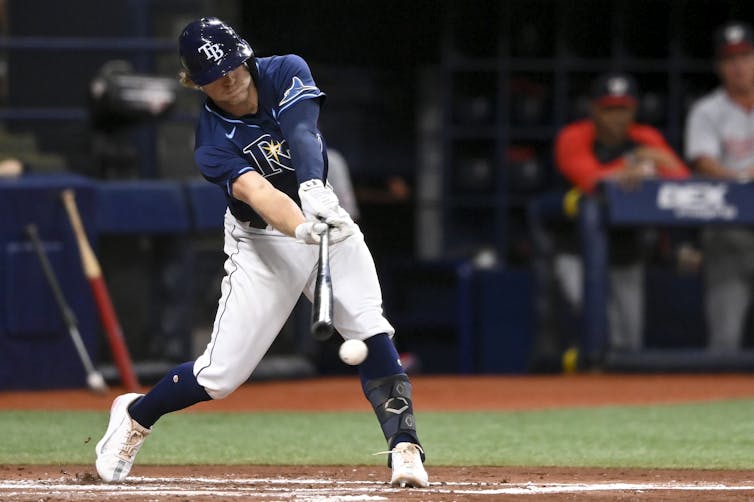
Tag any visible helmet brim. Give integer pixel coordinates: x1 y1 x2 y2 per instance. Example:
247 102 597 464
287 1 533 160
192 52 252 86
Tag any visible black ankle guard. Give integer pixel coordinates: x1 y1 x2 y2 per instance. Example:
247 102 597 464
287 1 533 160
364 373 424 465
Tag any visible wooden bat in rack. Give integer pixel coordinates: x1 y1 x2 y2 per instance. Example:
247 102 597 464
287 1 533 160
60 189 140 392
311 224 334 341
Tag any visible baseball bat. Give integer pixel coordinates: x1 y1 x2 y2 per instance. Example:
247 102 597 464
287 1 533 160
311 225 334 341
25 224 108 394
60 189 140 392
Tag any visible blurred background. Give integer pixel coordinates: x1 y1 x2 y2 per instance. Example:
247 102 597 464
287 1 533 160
0 0 752 388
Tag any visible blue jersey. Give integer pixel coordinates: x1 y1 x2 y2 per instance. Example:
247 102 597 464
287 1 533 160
194 55 326 227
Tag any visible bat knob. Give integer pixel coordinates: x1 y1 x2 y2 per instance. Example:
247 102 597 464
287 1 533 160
311 321 334 341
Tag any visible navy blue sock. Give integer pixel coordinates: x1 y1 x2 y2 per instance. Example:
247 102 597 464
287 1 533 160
128 361 211 429
358 334 403 390
358 334 416 446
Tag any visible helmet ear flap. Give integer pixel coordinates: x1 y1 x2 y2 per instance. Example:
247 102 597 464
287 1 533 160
178 17 254 86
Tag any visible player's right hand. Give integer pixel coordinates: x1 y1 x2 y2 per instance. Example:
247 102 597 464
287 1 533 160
295 221 328 244
298 179 340 220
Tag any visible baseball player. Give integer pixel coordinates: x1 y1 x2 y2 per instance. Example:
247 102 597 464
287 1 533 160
94 17 428 488
684 21 754 351
554 72 689 353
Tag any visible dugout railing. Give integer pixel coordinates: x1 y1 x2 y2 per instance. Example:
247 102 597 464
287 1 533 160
530 178 754 372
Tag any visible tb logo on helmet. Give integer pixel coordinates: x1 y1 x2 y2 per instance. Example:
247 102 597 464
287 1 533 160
198 41 225 62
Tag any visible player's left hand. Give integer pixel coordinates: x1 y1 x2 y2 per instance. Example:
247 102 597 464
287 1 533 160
298 179 340 220
325 207 357 243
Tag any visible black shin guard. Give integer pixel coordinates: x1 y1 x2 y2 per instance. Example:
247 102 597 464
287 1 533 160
364 373 424 465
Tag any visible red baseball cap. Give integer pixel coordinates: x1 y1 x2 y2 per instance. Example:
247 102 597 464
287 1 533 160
715 21 754 59
590 72 638 108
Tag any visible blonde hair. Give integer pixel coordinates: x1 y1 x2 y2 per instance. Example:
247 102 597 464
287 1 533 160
178 70 201 90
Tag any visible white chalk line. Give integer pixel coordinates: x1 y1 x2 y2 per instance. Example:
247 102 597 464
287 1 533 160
2 476 754 499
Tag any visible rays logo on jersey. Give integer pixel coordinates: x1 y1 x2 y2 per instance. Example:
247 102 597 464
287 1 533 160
242 134 293 177
279 76 319 107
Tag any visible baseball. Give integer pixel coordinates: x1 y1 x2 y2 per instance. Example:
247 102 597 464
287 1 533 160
339 339 368 365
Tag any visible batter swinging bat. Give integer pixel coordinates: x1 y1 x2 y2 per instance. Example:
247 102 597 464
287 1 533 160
25 224 108 394
60 189 140 392
311 225 334 341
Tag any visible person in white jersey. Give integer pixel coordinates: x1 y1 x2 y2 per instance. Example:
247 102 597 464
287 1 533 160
326 148 360 220
93 17 428 488
684 21 754 351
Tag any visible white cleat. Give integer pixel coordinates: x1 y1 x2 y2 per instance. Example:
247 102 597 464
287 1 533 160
95 393 150 482
390 442 429 488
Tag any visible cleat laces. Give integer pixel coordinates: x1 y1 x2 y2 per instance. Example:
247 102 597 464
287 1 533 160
118 422 147 460
373 443 425 457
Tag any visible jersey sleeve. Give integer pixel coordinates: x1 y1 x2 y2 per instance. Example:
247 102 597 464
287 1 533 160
195 144 255 196
274 55 325 116
631 125 690 179
278 98 326 184
554 123 624 193
684 101 720 163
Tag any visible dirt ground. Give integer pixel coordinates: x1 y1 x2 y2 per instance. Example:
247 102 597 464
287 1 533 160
2 374 754 501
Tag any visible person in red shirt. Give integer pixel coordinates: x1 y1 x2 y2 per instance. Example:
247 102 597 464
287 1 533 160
552 72 690 354
556 73 689 193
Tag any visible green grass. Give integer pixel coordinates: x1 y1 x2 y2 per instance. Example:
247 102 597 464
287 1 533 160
3 399 754 468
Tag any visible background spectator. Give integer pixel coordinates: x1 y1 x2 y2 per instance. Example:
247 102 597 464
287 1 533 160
554 72 689 353
326 147 360 221
684 21 754 352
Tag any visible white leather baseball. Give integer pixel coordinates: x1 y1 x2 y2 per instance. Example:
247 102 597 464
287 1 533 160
339 339 368 365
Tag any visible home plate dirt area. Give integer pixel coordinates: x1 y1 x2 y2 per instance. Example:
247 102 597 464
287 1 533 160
2 465 754 501
3 374 754 500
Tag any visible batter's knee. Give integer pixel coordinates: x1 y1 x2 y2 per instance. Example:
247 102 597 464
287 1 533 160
195 375 243 400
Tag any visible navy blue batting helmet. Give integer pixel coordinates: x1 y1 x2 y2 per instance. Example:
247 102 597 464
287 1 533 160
179 17 254 86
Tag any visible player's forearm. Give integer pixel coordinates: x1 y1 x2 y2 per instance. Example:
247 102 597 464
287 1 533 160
555 135 619 193
254 190 306 236
247 186 305 237
635 146 687 173
233 172 305 236
692 155 741 179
